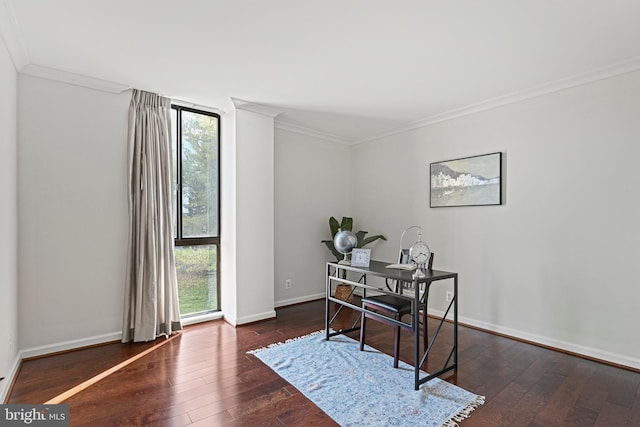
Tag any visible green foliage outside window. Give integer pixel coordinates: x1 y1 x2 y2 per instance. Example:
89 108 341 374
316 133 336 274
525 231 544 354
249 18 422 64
172 106 220 316
181 111 219 238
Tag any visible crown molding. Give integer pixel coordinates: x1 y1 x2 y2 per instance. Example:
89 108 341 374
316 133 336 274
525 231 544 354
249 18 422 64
20 64 227 113
20 63 131 94
0 0 29 70
231 97 282 118
19 63 230 116
274 119 351 145
354 56 640 145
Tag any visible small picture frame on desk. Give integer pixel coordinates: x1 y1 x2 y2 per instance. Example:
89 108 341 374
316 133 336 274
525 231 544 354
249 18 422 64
350 248 371 267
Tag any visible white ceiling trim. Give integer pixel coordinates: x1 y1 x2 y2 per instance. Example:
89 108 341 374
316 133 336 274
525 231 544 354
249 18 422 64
0 0 28 70
13 51 640 147
20 63 228 114
353 55 640 145
20 63 130 94
274 120 351 145
231 98 282 119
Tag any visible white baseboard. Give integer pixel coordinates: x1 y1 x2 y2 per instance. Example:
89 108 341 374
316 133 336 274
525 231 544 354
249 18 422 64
5 302 637 403
2 331 121 402
19 331 122 360
234 310 277 326
275 292 325 308
0 354 21 403
16 313 226 359
222 313 237 326
429 308 640 371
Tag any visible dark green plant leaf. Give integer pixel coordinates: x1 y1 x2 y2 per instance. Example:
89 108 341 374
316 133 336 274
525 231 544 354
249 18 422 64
355 230 367 248
340 217 353 232
324 217 385 262
329 217 340 238
360 234 387 247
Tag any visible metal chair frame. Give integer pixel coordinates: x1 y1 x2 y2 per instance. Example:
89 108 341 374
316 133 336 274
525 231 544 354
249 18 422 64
359 250 434 368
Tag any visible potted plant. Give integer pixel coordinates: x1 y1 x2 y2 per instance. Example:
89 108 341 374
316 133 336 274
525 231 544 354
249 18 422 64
322 216 386 260
322 216 386 301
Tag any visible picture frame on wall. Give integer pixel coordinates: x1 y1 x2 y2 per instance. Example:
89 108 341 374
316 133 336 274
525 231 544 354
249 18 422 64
430 152 502 208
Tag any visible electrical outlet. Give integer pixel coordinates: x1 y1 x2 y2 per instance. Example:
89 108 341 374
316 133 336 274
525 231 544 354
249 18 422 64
8 334 12 352
445 291 453 302
285 279 292 289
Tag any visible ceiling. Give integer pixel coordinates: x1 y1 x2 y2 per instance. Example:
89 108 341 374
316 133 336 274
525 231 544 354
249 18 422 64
4 0 640 143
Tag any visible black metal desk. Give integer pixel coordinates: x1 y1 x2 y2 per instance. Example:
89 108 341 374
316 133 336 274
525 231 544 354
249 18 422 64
325 260 458 390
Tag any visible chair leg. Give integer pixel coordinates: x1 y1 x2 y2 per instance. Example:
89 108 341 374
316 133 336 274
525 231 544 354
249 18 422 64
359 312 367 351
422 289 430 351
422 309 428 351
393 319 401 368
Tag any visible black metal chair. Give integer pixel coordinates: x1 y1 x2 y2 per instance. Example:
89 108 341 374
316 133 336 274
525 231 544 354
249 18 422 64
358 252 434 368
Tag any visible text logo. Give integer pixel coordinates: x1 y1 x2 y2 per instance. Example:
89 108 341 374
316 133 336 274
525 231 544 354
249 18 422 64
1 405 69 426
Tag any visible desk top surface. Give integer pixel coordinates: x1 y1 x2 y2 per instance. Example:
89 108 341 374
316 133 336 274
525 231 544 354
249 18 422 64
328 260 457 283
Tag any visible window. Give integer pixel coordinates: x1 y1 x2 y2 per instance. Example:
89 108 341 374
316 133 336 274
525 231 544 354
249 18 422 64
171 105 220 316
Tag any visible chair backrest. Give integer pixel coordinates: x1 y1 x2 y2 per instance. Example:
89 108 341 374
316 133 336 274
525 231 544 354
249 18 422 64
398 248 410 264
398 249 434 270
398 249 433 270
386 251 435 293
399 252 434 296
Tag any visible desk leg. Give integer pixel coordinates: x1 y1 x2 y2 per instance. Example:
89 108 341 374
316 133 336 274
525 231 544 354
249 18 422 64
325 264 331 340
414 278 420 391
414 275 458 388
454 274 458 370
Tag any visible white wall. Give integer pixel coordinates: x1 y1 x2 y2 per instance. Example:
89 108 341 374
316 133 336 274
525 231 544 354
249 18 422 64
349 70 640 368
225 107 277 325
9 48 640 373
220 109 237 323
18 75 130 352
0 27 18 399
16 75 284 351
274 128 351 306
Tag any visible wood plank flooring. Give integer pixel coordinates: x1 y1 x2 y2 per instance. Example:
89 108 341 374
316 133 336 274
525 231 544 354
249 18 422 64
7 299 640 426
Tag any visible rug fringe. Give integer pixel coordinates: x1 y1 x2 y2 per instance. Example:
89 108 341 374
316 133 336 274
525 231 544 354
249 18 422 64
247 329 326 355
442 394 486 427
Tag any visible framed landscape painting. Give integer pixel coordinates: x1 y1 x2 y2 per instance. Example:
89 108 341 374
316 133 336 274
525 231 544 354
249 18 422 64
430 152 502 207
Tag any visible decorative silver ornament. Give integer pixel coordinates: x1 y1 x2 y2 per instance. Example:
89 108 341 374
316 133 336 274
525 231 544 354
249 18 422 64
334 230 357 265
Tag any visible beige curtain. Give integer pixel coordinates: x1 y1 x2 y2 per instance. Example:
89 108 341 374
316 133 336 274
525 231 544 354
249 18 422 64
122 89 182 343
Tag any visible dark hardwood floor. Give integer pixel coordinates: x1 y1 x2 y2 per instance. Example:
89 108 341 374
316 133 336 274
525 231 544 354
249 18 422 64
7 299 640 426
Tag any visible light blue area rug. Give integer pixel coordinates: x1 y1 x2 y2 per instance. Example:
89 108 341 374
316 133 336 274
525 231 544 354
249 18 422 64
248 330 484 427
